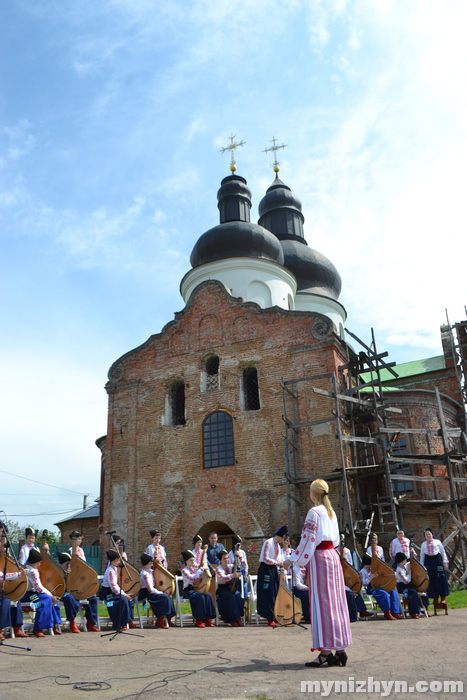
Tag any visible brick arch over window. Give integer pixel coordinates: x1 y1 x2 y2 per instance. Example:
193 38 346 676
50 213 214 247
202 410 234 469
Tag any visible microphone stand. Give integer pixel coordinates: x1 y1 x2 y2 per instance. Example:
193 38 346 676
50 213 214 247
0 526 31 651
101 534 142 640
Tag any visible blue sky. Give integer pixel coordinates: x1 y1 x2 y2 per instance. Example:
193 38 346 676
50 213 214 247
1 0 466 533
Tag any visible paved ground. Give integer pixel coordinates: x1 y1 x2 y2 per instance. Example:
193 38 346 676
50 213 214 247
0 609 465 700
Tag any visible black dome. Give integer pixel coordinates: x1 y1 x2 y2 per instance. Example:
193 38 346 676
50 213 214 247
280 239 342 299
190 221 284 268
258 176 305 242
190 173 284 269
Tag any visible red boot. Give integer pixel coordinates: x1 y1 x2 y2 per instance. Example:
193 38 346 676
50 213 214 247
203 618 215 627
156 616 169 629
195 620 205 628
33 629 46 638
237 617 244 627
13 625 28 638
267 619 277 627
384 610 396 620
230 621 239 627
0 632 5 641
86 622 99 632
53 625 62 635
167 618 176 627
128 621 138 629
69 620 80 634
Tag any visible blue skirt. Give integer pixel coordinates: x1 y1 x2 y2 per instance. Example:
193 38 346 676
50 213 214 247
424 555 450 599
216 585 244 623
184 587 216 621
139 589 175 618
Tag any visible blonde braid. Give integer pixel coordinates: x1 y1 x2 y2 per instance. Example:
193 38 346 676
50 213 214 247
310 479 335 520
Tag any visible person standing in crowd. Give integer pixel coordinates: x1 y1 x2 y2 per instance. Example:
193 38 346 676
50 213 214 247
284 480 351 667
145 530 168 569
257 525 287 628
206 532 224 569
420 528 450 605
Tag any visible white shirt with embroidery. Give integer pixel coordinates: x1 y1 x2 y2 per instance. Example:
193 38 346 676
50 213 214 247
228 549 249 575
140 568 164 596
68 546 86 561
259 538 284 566
0 570 22 581
193 547 204 568
360 567 372 587
145 543 168 569
389 537 411 560
292 563 308 591
216 564 235 584
18 544 39 565
181 565 204 589
395 562 412 585
420 539 449 567
366 545 385 561
26 566 52 596
102 564 127 596
288 504 340 567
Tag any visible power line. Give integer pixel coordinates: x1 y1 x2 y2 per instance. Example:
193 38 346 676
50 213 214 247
0 469 88 495
7 507 83 517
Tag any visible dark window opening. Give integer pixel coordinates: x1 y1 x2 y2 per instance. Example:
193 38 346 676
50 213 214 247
205 356 219 391
390 435 413 494
243 367 260 411
170 382 186 426
203 410 234 469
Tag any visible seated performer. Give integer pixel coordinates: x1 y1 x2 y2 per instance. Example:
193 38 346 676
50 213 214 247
394 552 426 619
360 554 402 620
145 530 168 569
21 549 62 637
192 535 204 568
229 534 249 598
257 525 287 627
139 553 176 628
420 528 450 605
291 563 310 623
18 528 40 565
0 569 28 639
365 533 385 561
57 552 99 632
100 550 132 631
216 549 244 627
206 532 224 570
181 550 216 628
68 531 86 560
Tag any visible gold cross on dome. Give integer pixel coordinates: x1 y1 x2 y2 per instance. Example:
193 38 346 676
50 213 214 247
262 136 288 173
220 134 245 172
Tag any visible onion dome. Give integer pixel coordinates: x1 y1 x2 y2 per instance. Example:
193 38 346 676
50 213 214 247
258 175 341 300
190 174 284 268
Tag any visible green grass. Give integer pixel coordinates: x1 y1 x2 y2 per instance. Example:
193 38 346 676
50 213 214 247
445 589 467 609
98 600 193 618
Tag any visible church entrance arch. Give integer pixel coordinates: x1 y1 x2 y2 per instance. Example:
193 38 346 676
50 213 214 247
198 520 234 551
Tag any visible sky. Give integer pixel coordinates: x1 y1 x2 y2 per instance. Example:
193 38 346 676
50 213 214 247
1 0 466 534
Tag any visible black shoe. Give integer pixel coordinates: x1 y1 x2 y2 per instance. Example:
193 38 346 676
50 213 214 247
335 651 348 667
305 653 336 667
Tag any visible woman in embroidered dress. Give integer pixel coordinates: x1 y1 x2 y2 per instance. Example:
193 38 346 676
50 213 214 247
420 528 450 604
284 479 351 667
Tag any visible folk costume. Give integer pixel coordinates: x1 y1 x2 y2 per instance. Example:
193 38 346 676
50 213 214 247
0 570 26 638
192 535 204 568
58 552 99 632
365 544 385 561
389 535 411 561
420 533 450 601
257 525 286 625
335 542 358 623
228 534 249 598
215 554 244 626
287 506 351 653
100 550 132 630
21 549 62 636
181 550 216 627
145 530 168 569
291 563 310 623
360 554 402 620
18 528 39 566
68 531 86 561
138 554 175 628
394 552 424 618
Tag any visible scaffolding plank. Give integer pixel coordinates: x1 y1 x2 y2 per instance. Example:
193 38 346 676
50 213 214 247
342 435 381 445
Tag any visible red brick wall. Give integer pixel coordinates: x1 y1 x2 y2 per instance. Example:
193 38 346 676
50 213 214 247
58 518 100 546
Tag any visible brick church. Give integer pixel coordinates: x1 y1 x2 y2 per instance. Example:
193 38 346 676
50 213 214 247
97 159 466 570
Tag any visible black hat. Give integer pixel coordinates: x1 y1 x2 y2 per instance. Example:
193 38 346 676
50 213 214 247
181 550 194 563
274 525 288 538
58 552 72 565
69 530 82 539
28 549 42 564
25 528 35 538
362 554 372 566
140 553 153 566
192 534 202 545
395 552 407 564
231 534 242 547
219 549 229 558
106 550 120 562
369 532 378 540
149 530 161 538
424 528 434 534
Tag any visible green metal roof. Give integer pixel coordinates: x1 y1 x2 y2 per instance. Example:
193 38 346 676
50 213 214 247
360 355 445 385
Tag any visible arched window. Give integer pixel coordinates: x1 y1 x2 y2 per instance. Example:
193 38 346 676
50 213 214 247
169 380 186 426
202 411 234 469
205 355 219 391
242 367 260 411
